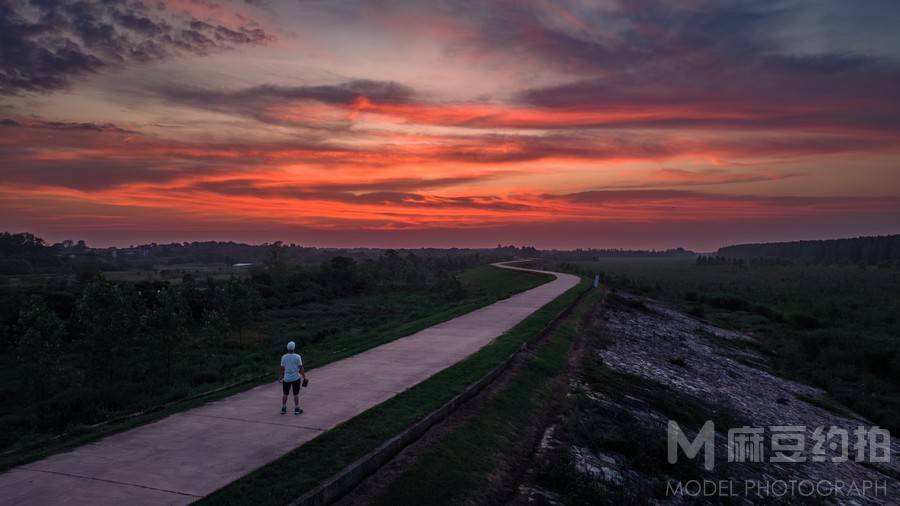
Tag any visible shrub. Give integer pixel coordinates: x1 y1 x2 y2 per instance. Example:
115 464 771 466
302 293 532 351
789 313 821 329
191 370 222 386
708 295 750 311
751 304 784 322
0 259 32 275
669 357 687 368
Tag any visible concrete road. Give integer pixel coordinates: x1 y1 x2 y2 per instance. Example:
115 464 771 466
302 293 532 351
0 263 579 505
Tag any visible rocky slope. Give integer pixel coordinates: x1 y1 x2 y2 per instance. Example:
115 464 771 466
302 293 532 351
513 291 899 505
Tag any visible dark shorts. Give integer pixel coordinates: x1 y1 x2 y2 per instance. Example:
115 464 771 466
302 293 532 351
283 379 301 395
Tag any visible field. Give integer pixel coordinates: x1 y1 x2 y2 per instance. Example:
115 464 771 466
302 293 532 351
563 257 900 431
0 262 551 468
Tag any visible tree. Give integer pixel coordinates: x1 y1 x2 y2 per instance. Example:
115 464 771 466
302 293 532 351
222 278 262 340
144 287 187 382
16 295 66 396
325 256 363 296
201 309 229 344
74 280 143 382
178 274 206 321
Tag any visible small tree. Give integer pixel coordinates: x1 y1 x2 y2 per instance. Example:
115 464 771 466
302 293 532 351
222 278 262 341
326 256 362 296
144 287 187 382
16 295 66 396
74 280 143 382
201 309 229 345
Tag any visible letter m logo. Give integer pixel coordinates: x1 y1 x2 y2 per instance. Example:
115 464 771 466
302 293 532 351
668 420 715 471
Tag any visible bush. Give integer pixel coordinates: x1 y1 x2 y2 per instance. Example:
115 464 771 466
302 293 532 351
669 357 687 367
0 258 32 275
751 304 784 322
708 295 750 311
798 333 831 360
192 370 222 386
44 387 101 430
789 313 821 329
0 414 35 448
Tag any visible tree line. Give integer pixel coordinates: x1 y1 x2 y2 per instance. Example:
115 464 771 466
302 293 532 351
0 231 531 275
716 234 900 267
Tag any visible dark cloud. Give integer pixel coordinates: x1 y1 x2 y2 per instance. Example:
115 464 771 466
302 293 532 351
559 189 709 204
600 168 795 189
187 176 532 211
503 0 900 135
0 0 270 94
0 158 229 190
153 79 416 122
192 175 489 196
0 117 136 133
556 189 900 210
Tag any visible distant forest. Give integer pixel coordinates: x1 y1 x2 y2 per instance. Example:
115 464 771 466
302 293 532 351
717 234 900 266
0 232 697 276
0 232 535 276
547 247 695 262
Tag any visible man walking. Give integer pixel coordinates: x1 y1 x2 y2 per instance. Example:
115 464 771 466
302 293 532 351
279 341 308 415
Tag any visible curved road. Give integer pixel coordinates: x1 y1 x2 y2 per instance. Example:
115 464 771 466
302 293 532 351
0 262 579 505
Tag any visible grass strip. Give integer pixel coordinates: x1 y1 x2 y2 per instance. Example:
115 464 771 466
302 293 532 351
1 266 552 472
367 284 601 506
199 276 590 505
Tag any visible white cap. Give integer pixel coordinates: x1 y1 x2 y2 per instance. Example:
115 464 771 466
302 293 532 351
287 341 296 351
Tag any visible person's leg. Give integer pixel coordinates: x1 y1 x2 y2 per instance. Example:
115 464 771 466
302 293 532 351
281 381 290 413
292 381 302 414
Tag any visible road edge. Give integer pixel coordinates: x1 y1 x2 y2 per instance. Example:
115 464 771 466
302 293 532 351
289 264 588 506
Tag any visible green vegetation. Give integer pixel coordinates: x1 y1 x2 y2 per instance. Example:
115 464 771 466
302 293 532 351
367 285 601 506
0 256 551 467
716 233 900 266
197 277 588 506
260 264 555 365
565 257 900 432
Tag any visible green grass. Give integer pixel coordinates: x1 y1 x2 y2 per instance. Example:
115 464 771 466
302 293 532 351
0 265 551 471
567 257 900 432
259 265 553 368
198 277 589 505
367 285 601 506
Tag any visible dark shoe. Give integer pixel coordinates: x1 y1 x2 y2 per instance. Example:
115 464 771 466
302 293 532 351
280 406 287 415
294 407 303 415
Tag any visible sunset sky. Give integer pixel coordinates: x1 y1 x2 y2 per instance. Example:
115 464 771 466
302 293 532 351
2 0 899 250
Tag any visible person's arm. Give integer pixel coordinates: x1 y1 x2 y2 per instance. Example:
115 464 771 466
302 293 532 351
278 356 284 382
300 364 307 381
